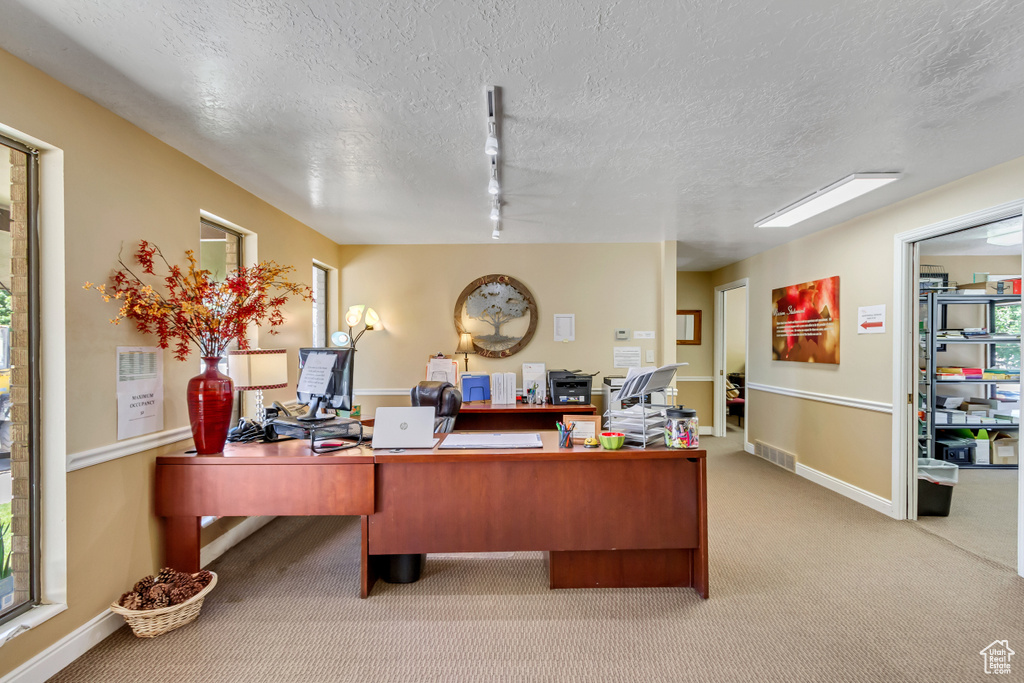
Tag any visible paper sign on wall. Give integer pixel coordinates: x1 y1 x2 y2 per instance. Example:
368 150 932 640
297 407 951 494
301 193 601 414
858 305 886 334
116 347 163 440
613 346 642 369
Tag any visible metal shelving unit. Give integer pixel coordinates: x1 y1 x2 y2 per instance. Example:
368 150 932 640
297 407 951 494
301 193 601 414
918 292 1020 470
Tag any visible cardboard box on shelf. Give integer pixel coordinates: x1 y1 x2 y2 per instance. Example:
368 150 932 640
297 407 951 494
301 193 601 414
989 432 1019 465
957 280 1021 295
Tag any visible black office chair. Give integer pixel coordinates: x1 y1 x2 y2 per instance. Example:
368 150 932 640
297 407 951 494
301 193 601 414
376 381 463 585
410 381 462 434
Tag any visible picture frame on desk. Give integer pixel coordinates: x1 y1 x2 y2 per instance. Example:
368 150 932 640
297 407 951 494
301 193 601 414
564 414 600 443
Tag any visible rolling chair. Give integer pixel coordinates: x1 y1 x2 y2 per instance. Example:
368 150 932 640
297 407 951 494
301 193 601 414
376 381 463 584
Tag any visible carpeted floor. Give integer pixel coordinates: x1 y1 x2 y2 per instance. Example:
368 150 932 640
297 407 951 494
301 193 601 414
50 431 1024 682
916 467 1018 569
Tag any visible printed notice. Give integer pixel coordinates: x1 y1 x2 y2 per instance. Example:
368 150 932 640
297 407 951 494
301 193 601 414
857 305 885 334
117 347 163 440
613 346 642 369
554 314 575 342
297 351 337 395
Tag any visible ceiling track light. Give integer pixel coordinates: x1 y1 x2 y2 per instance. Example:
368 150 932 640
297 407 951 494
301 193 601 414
490 198 500 221
488 163 500 195
485 85 503 239
755 172 902 228
485 121 498 156
492 224 502 240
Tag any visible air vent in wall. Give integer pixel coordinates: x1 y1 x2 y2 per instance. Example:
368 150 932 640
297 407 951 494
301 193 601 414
753 440 797 472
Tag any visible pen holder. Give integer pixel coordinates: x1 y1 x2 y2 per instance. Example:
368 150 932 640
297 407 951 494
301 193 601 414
558 430 573 448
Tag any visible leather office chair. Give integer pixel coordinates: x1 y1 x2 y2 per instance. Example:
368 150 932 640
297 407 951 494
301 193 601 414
377 381 463 585
410 381 462 434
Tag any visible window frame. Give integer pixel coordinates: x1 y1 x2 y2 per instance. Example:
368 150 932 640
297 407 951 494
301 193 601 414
312 263 329 347
0 131 41 624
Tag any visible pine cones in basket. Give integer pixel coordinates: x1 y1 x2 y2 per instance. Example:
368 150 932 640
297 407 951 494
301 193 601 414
118 568 214 611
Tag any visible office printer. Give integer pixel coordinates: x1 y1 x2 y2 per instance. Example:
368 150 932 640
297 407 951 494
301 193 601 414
548 370 595 405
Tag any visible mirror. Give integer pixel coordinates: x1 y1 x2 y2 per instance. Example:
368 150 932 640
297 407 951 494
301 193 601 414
676 310 702 345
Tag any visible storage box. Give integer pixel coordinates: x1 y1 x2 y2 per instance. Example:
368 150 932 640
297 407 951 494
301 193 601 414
957 280 1021 295
990 432 1019 465
973 437 991 465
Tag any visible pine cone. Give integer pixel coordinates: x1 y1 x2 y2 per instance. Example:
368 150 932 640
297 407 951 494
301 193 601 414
193 570 213 587
155 567 176 584
133 575 155 594
169 586 194 605
120 593 143 610
150 592 169 609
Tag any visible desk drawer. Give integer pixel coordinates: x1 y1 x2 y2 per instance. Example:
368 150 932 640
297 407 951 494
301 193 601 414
156 463 374 516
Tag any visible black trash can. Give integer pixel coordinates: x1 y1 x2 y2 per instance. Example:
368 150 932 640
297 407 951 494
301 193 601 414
917 458 959 517
376 553 426 583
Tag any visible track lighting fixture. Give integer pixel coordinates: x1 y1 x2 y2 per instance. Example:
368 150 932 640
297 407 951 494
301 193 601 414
485 122 498 156
492 225 501 240
488 167 499 195
490 199 500 220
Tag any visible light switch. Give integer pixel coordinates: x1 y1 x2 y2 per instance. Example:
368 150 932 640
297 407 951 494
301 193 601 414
645 349 655 363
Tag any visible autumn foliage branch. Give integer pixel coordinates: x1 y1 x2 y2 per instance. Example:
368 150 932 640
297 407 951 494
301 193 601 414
85 241 313 361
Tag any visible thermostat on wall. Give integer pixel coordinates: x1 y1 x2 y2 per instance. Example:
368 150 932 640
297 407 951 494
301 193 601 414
615 329 629 341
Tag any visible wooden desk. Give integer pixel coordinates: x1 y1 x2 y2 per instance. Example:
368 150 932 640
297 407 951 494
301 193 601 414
155 434 708 599
155 440 375 572
456 401 596 430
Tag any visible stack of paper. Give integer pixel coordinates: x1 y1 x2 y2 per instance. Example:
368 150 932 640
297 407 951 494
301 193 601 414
491 372 517 405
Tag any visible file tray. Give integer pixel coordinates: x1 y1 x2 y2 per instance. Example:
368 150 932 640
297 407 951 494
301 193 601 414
270 415 364 454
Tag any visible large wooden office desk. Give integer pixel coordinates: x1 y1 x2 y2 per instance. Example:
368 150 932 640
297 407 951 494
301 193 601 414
155 434 708 599
456 401 596 430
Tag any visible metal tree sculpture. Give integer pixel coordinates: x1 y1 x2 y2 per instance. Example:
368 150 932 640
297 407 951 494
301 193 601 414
465 281 529 342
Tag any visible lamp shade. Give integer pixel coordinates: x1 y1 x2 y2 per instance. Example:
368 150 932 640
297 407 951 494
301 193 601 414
227 349 288 390
363 307 381 329
456 333 476 355
345 304 366 327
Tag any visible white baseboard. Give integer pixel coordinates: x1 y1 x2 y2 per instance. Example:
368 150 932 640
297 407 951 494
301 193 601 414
744 442 755 454
795 463 896 518
699 426 714 435
199 516 275 568
2 516 276 683
1 609 121 683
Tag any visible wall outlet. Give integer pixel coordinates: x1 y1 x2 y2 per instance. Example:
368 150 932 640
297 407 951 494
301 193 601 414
615 329 629 341
645 349 655 363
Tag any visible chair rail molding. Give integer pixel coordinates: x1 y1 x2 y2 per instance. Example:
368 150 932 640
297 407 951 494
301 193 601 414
746 382 893 414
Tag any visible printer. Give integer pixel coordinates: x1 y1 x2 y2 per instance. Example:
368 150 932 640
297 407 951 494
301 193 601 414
548 370 595 405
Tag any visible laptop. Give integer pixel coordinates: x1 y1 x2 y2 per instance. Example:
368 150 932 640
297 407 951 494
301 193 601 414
371 407 439 449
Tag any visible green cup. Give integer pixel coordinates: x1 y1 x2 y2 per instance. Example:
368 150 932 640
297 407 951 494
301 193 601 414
599 432 625 450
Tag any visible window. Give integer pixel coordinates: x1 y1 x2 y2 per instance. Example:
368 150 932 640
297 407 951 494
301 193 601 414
312 264 328 347
991 301 1021 370
1 134 39 622
199 219 244 420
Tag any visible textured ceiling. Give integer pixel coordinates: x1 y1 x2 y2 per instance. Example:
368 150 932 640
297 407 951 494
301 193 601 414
3 0 1024 269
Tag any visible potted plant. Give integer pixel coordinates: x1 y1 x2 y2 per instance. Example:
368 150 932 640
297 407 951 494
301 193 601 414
86 241 312 454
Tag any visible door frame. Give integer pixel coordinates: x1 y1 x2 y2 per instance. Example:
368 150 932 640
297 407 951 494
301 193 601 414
714 278 750 449
892 198 1024 576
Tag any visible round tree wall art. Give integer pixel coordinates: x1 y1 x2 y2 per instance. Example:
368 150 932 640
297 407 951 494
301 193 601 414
453 274 537 358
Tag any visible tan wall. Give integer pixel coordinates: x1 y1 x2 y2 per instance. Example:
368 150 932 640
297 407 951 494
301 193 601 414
675 271 714 425
712 155 1024 499
725 286 747 375
336 243 674 418
0 47 338 675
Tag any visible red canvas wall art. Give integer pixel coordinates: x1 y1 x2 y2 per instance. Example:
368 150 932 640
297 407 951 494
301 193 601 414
771 276 840 364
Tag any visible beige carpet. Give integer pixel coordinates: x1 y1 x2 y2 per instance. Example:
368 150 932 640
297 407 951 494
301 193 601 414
916 467 1018 569
51 432 1024 682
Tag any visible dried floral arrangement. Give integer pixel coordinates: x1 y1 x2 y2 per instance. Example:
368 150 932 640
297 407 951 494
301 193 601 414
118 568 214 610
85 241 312 360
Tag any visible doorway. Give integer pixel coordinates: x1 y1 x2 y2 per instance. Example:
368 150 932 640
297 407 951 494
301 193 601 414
894 202 1023 576
714 279 749 448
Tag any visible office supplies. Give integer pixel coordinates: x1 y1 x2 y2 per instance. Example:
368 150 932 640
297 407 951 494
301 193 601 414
438 432 543 449
426 355 459 385
460 373 491 402
522 362 546 404
371 407 439 449
491 371 517 405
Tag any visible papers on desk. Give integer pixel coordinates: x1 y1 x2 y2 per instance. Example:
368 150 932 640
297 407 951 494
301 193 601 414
426 356 458 385
439 432 544 449
615 363 687 401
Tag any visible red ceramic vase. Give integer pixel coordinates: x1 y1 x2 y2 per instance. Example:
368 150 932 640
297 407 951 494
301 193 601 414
187 357 234 455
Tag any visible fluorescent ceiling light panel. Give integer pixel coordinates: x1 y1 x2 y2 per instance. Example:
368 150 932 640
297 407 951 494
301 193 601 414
756 173 901 228
986 231 1022 246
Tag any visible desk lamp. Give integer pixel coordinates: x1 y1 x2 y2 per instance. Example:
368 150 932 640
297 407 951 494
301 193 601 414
339 304 381 351
227 349 288 425
455 332 476 371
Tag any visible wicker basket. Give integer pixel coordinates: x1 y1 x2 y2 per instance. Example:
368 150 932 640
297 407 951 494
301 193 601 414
109 572 218 638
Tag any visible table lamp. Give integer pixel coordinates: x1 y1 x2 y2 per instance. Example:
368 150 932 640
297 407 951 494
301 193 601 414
455 333 476 371
227 348 288 424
